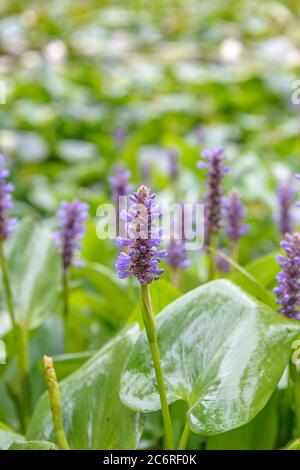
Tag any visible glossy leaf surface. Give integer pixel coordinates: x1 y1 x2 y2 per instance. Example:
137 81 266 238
0 423 24 450
0 219 61 330
27 326 143 449
120 280 300 435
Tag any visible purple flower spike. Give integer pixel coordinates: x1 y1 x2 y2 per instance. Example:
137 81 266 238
224 189 248 242
276 182 295 236
54 200 89 271
167 148 179 182
0 154 18 241
116 185 166 284
197 147 228 243
166 239 190 270
109 164 132 203
273 232 300 320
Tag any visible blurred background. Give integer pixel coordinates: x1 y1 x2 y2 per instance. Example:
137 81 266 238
0 0 300 262
1 1 300 438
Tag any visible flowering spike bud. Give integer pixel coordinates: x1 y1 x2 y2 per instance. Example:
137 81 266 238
109 164 132 203
224 188 248 242
276 182 295 237
273 233 300 320
197 147 228 244
44 356 70 450
0 154 18 241
116 186 166 284
53 200 89 271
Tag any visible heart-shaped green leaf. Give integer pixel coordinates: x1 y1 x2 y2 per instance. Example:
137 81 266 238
120 280 300 436
27 326 143 449
0 219 61 330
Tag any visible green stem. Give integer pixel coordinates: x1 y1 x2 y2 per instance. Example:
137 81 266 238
0 241 31 429
44 355 70 450
289 361 300 435
0 242 16 325
62 269 69 321
208 234 218 281
231 241 239 265
62 269 70 350
178 421 191 450
171 267 181 290
141 284 175 450
295 384 300 436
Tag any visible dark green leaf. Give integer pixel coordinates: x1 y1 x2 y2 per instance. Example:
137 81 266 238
231 252 280 289
78 262 135 321
214 250 277 309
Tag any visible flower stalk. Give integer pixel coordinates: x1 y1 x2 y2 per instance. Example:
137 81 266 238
178 421 191 451
44 355 70 450
141 284 175 450
62 269 69 320
116 185 174 449
198 147 228 280
0 242 31 429
54 200 88 331
0 156 31 428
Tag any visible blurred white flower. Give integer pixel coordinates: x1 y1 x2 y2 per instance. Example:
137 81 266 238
44 40 68 68
219 38 243 65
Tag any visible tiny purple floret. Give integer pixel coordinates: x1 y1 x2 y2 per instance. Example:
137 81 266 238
115 185 166 284
273 232 300 320
197 147 228 243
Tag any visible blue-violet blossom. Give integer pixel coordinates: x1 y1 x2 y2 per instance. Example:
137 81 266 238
0 154 18 241
54 200 89 271
276 182 295 236
115 185 166 284
273 233 300 320
197 147 228 244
